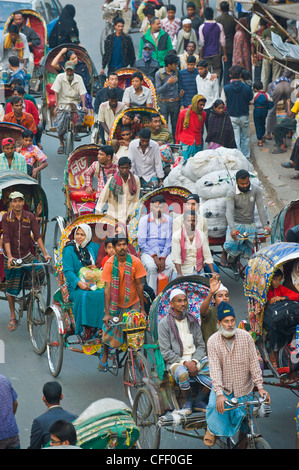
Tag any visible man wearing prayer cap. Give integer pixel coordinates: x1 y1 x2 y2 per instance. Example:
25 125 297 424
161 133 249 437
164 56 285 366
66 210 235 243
158 287 211 416
200 273 229 347
0 137 27 173
176 17 199 55
204 300 270 447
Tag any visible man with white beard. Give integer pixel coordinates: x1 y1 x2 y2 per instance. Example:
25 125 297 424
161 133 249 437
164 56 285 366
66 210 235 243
204 301 270 447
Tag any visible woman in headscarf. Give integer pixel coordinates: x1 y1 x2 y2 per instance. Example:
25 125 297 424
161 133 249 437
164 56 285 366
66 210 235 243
232 18 251 73
175 94 207 161
48 5 80 48
62 224 105 338
206 99 237 149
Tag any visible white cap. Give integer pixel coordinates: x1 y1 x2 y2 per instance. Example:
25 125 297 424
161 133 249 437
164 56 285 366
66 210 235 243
215 283 228 294
182 18 192 25
170 288 187 301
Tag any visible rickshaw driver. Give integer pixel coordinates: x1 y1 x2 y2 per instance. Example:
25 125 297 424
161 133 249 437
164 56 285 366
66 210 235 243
100 236 147 371
158 288 211 416
51 61 88 154
220 169 271 267
2 192 51 332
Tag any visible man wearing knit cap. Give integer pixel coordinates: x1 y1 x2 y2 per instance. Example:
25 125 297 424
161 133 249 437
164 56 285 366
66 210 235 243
158 288 211 415
204 300 270 447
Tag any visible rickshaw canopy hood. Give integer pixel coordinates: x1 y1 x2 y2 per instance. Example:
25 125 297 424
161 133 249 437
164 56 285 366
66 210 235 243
244 242 299 305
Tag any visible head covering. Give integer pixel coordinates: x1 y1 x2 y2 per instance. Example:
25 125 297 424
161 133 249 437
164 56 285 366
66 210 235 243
183 95 206 129
65 60 75 70
2 137 15 147
182 18 192 25
9 191 24 200
170 288 186 301
143 42 154 50
48 4 79 48
217 301 235 322
74 223 92 248
215 283 228 295
186 194 200 203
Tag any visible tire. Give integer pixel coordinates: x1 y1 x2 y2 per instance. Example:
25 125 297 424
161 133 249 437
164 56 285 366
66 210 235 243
133 386 161 449
123 349 151 408
46 309 64 377
244 436 271 449
181 0 186 16
65 129 74 156
28 293 47 355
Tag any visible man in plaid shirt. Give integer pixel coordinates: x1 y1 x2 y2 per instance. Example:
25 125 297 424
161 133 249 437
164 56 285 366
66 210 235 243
85 145 117 199
0 138 27 173
204 301 270 447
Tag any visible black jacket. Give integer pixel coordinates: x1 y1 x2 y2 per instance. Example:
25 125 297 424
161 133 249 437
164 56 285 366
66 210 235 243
102 33 136 70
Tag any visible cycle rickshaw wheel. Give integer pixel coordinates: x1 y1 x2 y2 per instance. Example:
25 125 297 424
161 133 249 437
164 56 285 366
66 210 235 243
123 349 151 408
46 309 64 377
133 386 161 449
28 292 47 355
244 436 271 449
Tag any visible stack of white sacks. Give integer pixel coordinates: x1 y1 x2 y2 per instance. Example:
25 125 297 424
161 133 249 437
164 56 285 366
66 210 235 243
164 148 267 240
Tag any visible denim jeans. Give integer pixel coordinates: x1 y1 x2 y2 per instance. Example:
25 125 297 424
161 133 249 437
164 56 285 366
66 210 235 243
230 115 250 158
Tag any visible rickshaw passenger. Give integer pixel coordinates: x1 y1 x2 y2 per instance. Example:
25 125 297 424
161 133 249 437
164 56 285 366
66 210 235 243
138 194 174 295
6 56 28 89
3 96 37 136
62 224 105 336
96 222 138 267
94 73 124 115
158 288 210 415
172 194 208 239
51 61 87 154
200 274 229 349
95 157 140 225
205 301 270 447
101 238 115 268
122 71 154 108
172 210 215 278
0 138 27 174
112 111 141 142
2 192 51 332
146 113 174 145
128 128 164 188
0 24 30 73
267 268 299 304
17 130 48 179
100 236 147 371
85 145 118 200
221 169 271 267
115 126 133 159
12 10 41 77
9 78 37 106
97 88 127 142
51 47 92 94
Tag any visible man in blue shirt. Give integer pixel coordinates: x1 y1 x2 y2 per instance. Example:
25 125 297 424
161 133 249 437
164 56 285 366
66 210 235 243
178 55 198 109
138 194 174 295
100 17 135 75
0 374 19 449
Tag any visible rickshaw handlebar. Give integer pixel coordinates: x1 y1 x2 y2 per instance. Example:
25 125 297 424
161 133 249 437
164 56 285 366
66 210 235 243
11 259 51 269
236 230 270 241
224 394 268 409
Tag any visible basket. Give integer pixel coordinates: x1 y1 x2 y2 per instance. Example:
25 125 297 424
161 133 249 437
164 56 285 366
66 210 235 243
123 310 147 349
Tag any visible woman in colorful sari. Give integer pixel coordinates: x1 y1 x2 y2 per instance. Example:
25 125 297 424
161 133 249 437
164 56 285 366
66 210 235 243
175 94 206 161
232 18 251 73
62 223 105 339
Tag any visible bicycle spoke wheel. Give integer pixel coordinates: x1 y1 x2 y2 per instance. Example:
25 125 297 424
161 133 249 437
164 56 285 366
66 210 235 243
46 310 64 377
133 387 161 449
123 349 151 408
28 293 47 355
244 436 271 449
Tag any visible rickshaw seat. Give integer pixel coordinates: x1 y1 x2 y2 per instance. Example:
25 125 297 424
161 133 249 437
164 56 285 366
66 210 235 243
208 236 226 246
46 83 55 108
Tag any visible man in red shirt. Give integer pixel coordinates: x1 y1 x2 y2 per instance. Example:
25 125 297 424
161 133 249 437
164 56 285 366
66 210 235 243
3 95 37 136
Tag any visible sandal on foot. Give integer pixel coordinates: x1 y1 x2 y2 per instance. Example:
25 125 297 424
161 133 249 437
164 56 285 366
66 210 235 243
281 161 294 168
97 353 108 373
258 140 263 147
57 146 64 154
220 260 230 268
291 173 299 180
8 318 18 332
204 429 216 447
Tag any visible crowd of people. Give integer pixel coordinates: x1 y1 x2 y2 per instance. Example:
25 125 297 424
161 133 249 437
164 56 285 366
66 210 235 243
0 0 298 450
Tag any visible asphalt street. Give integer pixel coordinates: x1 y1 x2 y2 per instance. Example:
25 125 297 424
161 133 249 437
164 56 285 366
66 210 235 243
0 0 298 453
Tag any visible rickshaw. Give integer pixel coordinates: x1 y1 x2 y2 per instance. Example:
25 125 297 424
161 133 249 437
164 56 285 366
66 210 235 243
104 67 158 109
127 185 192 255
271 199 299 243
40 44 98 155
133 275 272 449
3 8 48 94
45 213 151 408
0 169 51 354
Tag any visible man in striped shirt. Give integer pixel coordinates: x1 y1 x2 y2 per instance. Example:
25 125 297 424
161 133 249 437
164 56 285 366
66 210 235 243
204 301 270 447
85 145 118 199
0 138 27 173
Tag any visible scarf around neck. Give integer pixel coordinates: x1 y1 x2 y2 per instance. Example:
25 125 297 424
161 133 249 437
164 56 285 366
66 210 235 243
4 33 24 59
183 95 206 129
110 253 133 315
180 226 203 273
109 171 137 200
168 306 197 357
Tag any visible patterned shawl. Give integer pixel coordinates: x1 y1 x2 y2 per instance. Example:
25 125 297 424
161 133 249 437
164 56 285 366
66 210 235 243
109 171 137 200
4 33 24 59
110 253 133 315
